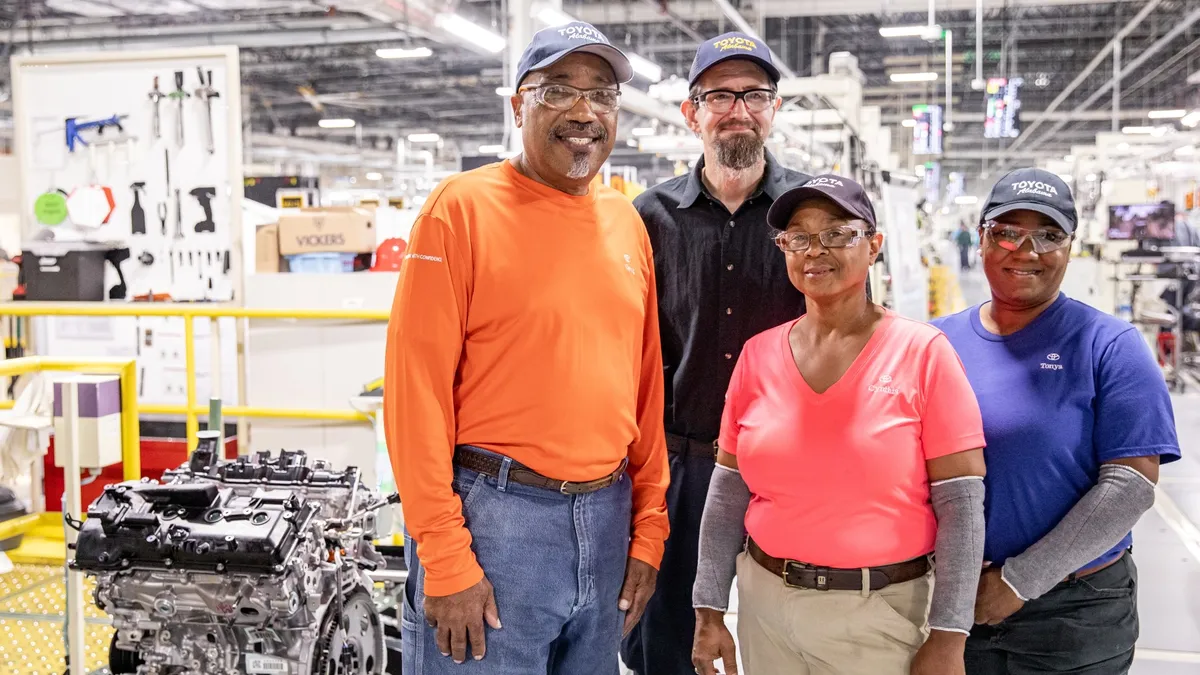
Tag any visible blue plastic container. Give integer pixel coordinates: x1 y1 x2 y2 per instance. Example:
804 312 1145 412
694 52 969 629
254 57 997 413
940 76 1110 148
285 252 357 273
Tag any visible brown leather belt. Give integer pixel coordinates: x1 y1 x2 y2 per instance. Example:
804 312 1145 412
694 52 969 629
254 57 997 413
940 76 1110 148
1065 552 1124 582
453 446 627 495
748 537 930 592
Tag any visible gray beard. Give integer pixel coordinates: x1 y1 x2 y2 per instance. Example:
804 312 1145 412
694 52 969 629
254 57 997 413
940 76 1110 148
565 152 591 179
713 132 764 170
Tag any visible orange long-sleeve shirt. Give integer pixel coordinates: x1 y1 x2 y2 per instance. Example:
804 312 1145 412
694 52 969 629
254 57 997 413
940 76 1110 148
383 160 670 597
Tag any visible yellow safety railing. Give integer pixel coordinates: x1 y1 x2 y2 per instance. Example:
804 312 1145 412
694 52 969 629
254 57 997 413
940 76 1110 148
0 303 389 449
0 356 141 479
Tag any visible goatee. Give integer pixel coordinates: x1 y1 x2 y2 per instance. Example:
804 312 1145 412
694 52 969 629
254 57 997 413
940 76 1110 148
714 131 764 170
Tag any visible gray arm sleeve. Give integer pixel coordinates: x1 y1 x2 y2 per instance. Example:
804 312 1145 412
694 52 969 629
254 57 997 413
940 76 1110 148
1002 464 1156 601
927 477 986 634
692 464 751 612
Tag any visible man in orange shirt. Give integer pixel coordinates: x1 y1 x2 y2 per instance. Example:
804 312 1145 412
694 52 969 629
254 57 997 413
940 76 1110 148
383 21 670 675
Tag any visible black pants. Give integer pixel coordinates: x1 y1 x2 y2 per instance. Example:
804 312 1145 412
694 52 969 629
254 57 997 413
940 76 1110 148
960 243 972 270
966 552 1139 674
620 440 715 675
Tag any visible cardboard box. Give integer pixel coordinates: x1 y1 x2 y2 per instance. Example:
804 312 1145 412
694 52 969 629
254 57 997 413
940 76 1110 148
256 223 281 273
277 207 376 256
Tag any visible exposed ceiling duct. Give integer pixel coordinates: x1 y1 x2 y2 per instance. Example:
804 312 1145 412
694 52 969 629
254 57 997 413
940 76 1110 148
573 0 1142 24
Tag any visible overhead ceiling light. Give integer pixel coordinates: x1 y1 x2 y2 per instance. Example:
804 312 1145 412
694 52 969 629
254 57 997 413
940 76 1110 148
901 119 917 127
1174 145 1196 157
496 86 516 97
318 118 356 129
533 3 574 26
478 144 507 154
626 139 639 147
954 196 979 205
1086 173 1098 181
879 24 942 38
1148 109 1187 119
1121 126 1155 134
376 47 433 59
1058 175 1074 183
366 172 383 181
890 72 939 83
1117 142 1131 151
434 13 506 53
628 53 664 82
1182 110 1200 128
631 127 656 137
408 133 441 143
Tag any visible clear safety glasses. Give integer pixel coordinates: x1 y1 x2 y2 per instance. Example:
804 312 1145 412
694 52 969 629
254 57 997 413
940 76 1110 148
984 220 1073 254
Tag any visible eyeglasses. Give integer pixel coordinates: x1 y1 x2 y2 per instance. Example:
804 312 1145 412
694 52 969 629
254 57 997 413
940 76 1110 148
692 89 777 114
518 84 622 114
773 225 873 253
983 221 1073 254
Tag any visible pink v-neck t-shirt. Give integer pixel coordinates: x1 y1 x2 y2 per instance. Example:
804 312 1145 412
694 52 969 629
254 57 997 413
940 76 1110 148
719 310 986 568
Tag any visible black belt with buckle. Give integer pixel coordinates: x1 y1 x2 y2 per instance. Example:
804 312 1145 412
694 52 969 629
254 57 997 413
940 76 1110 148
747 537 929 592
453 446 627 495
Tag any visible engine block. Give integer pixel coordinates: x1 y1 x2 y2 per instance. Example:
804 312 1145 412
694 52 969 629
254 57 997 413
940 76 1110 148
73 436 390 675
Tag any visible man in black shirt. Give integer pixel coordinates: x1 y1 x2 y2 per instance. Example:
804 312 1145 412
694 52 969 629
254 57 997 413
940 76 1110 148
620 32 810 675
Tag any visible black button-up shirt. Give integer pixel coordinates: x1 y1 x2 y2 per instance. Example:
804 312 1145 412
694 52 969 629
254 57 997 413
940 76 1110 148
635 153 811 444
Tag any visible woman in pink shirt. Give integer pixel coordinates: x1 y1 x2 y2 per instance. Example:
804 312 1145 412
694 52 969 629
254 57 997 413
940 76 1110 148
691 175 988 675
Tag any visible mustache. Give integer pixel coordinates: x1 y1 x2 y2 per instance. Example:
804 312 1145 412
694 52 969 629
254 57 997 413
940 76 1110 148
551 121 609 142
717 120 762 135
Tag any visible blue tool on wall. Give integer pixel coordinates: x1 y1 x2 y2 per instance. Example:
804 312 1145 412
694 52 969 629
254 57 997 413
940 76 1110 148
64 114 129 152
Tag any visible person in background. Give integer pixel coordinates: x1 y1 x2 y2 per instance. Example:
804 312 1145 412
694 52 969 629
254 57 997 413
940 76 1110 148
956 222 974 270
692 174 988 675
931 168 1182 674
618 32 811 675
384 22 669 674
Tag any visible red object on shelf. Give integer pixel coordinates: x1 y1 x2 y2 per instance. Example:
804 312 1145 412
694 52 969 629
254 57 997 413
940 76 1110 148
1157 330 1177 368
370 238 407 272
43 434 238 513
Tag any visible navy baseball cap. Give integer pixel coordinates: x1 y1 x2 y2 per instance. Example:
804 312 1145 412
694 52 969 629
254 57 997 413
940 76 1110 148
688 32 782 86
981 168 1077 234
767 174 878 231
515 22 633 88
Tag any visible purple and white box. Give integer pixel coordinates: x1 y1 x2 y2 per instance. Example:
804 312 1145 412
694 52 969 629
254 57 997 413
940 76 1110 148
52 374 123 470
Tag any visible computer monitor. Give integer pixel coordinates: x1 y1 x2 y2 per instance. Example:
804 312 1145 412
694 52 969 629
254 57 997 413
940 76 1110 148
1107 202 1176 241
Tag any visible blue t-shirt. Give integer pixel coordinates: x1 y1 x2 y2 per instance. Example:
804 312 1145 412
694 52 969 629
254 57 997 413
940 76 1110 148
932 293 1182 571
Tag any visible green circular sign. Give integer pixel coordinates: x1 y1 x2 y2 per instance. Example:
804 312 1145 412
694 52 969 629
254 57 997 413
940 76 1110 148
34 192 68 226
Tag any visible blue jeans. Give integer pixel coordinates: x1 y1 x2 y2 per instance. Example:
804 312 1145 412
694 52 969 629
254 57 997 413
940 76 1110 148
621 445 714 675
401 447 633 674
966 552 1138 674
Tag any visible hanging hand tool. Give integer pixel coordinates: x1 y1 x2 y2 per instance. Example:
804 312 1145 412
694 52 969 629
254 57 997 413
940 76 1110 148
157 202 167 235
194 68 219 155
168 71 190 148
65 114 129 153
137 251 154 266
174 188 184 239
163 148 171 234
148 76 165 140
130 182 147 235
190 186 216 233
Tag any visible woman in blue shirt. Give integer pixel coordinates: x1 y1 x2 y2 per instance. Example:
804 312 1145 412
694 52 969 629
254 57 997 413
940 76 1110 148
932 168 1182 674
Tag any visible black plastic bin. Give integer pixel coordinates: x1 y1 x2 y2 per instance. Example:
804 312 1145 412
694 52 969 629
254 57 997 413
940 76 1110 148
0 485 29 551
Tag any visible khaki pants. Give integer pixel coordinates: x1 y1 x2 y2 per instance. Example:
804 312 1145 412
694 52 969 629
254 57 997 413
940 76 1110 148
735 551 932 675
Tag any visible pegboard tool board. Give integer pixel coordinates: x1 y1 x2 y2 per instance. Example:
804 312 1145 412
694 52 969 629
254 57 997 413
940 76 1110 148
10 46 245 304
